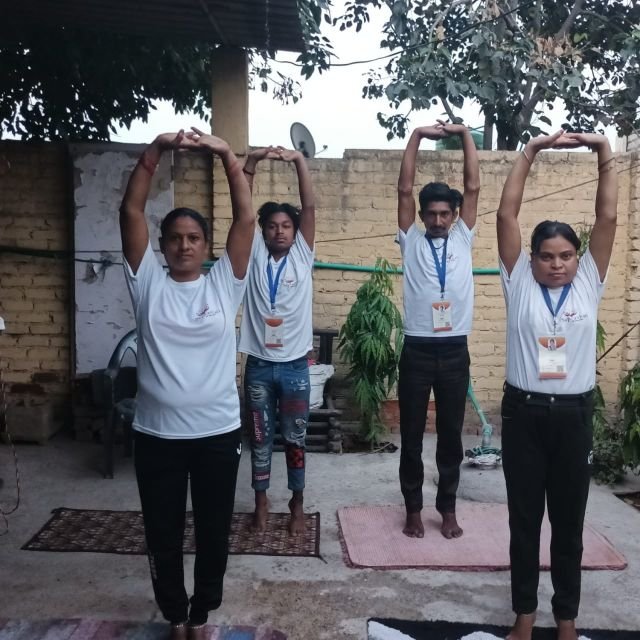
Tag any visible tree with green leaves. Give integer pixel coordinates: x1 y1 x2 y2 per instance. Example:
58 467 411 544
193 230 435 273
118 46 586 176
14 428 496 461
0 0 331 141
304 0 640 149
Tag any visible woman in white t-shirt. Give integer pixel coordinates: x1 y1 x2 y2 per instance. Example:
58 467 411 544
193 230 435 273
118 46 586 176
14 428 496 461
496 131 617 640
239 146 315 537
120 128 254 640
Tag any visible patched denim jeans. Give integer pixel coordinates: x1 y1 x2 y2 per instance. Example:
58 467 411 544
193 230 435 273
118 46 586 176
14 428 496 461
244 355 310 492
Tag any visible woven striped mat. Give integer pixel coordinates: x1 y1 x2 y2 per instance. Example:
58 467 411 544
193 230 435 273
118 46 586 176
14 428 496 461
0 618 286 639
368 618 638 639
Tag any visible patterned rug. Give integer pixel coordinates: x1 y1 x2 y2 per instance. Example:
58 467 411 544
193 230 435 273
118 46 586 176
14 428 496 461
0 618 286 639
368 618 639 639
22 508 320 558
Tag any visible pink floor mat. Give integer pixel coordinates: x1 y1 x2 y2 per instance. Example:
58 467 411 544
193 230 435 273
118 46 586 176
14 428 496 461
337 503 627 570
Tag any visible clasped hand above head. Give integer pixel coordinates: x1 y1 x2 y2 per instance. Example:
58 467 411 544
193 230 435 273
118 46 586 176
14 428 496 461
153 128 231 156
248 146 303 163
415 120 471 140
525 129 610 152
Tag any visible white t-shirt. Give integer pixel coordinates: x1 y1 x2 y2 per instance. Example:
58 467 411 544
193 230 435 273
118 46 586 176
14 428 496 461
238 230 315 361
124 243 247 438
501 249 605 394
398 220 475 337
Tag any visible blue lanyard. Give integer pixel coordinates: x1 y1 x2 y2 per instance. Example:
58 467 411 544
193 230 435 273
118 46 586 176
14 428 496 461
426 236 448 298
539 283 570 334
267 256 288 312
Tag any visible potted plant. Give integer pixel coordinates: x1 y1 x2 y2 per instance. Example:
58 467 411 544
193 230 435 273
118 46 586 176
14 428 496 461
620 363 640 473
338 258 403 446
575 224 625 483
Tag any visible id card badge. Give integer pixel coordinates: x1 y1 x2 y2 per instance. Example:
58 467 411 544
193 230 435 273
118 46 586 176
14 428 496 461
432 301 453 332
264 317 285 348
538 336 567 379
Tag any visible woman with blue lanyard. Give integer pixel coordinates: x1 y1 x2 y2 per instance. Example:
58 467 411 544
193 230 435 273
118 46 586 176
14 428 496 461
497 130 617 640
397 120 480 540
239 146 315 536
120 128 254 640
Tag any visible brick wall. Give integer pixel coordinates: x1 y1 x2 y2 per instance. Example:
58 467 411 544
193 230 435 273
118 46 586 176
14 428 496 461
0 143 637 435
0 143 212 434
0 142 71 426
242 149 637 424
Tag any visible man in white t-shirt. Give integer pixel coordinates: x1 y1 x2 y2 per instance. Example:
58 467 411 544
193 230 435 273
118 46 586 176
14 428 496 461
397 122 480 539
239 147 315 536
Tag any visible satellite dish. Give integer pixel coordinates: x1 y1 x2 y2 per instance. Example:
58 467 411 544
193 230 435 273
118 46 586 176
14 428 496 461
290 122 316 159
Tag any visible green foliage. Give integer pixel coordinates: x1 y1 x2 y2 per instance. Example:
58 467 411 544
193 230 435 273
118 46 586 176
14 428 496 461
338 258 403 444
0 1 331 140
251 0 334 105
0 29 216 140
620 364 640 472
303 0 640 149
575 223 623 483
591 384 625 485
576 224 606 351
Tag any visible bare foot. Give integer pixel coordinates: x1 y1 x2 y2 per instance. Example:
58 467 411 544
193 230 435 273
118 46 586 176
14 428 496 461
252 490 269 533
556 618 578 640
506 612 536 640
288 492 305 536
168 623 187 640
403 511 424 538
187 624 206 640
440 511 463 539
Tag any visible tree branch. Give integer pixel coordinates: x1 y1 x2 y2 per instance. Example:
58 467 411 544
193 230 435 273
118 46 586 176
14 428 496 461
440 96 459 123
518 0 586 134
430 0 475 43
519 85 546 129
521 76 534 104
496 0 519 32
556 0 586 39
581 10 628 35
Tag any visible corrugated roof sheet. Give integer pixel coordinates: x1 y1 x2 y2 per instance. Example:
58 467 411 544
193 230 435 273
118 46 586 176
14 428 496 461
5 0 305 52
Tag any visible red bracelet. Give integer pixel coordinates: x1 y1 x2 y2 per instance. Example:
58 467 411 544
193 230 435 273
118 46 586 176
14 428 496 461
138 151 158 176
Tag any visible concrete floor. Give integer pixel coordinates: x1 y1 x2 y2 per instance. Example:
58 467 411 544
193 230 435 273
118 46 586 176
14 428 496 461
1 432 640 640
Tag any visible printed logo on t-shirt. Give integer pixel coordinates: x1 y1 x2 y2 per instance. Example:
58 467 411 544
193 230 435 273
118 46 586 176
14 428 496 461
193 304 221 321
560 310 588 324
281 275 297 288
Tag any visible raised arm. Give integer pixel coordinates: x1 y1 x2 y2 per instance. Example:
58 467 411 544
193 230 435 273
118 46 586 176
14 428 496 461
242 146 278 193
437 121 480 229
189 128 255 279
397 126 446 233
496 130 574 274
120 132 191 273
275 148 315 249
567 133 617 280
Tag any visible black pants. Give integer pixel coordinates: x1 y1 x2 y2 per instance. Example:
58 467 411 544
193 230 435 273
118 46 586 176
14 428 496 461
501 384 593 620
398 340 470 514
134 428 241 625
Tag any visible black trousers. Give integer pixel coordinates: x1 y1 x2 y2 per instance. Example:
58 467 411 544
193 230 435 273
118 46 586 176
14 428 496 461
398 340 470 514
501 384 593 620
134 428 241 625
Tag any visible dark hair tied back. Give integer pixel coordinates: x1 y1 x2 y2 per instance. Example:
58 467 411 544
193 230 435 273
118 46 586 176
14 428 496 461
160 208 209 242
418 182 463 213
530 220 581 255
